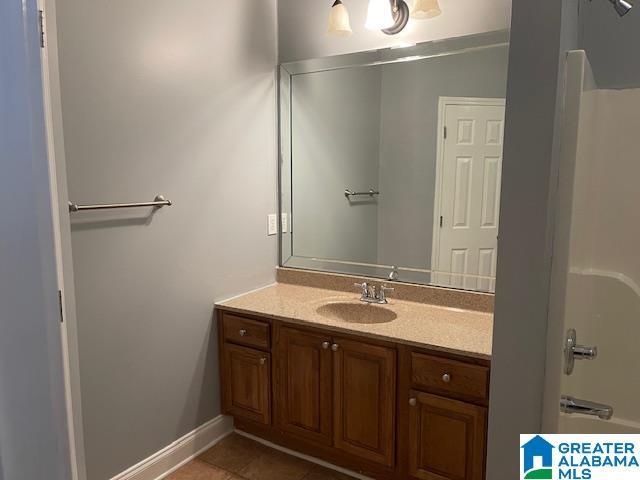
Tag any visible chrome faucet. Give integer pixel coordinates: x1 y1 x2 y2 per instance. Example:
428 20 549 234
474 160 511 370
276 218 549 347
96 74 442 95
560 395 613 420
388 266 399 281
354 282 394 304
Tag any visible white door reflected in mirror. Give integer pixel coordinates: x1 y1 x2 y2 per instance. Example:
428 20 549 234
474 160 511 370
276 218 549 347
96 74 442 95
432 98 505 293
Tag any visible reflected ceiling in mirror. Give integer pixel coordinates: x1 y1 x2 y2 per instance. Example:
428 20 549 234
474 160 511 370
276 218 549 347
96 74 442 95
279 30 510 293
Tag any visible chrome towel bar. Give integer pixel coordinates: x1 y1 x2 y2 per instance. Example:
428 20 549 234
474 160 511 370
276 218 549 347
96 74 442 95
68 195 172 212
344 188 380 197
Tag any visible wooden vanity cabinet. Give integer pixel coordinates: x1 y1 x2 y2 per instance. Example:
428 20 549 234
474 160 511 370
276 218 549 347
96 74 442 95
220 312 272 425
221 343 271 424
276 326 397 467
218 309 490 480
407 391 486 480
332 337 396 467
400 346 489 480
275 326 333 445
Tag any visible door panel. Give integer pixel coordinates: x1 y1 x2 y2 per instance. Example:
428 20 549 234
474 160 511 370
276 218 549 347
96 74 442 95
408 391 486 480
333 338 396 467
276 326 333 445
222 344 271 425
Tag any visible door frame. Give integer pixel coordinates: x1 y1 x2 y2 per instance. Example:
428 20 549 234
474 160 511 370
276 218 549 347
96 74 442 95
430 96 506 279
38 1 87 478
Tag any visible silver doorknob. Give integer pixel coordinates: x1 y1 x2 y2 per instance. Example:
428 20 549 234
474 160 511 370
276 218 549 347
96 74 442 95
331 343 339 352
442 373 451 383
259 357 267 365
239 329 247 337
322 341 330 350
409 398 417 407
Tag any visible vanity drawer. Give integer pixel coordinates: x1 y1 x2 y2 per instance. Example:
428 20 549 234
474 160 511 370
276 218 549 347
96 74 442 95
411 353 489 402
222 313 270 349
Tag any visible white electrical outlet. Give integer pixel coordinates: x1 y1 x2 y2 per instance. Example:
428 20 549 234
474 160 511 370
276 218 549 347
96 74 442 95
281 213 288 233
267 214 278 236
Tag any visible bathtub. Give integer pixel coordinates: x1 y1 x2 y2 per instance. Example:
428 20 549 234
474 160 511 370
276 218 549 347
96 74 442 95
559 414 640 434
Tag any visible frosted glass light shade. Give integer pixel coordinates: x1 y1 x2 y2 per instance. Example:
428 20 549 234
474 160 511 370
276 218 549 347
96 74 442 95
411 0 442 19
327 0 353 37
365 0 395 30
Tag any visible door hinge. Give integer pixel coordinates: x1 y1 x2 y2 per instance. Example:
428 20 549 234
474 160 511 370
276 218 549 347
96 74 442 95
439 216 443 228
443 126 447 139
38 10 45 48
58 290 64 323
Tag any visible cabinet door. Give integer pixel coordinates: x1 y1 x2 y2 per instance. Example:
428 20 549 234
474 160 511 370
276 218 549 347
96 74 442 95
408 391 486 480
276 326 333 445
333 338 396 467
221 343 271 424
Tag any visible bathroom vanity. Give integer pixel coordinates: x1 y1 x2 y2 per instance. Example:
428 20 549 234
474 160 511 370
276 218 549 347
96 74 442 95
216 270 492 480
216 30 507 479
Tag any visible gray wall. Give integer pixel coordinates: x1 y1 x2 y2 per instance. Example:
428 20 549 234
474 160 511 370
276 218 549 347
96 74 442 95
486 0 579 477
376 46 509 271
0 1 71 479
53 0 278 478
278 0 512 62
291 67 382 263
579 0 640 88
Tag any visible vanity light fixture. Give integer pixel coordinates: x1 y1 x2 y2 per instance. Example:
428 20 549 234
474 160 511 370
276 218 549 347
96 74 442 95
381 0 410 35
365 0 396 30
366 0 410 35
327 0 353 37
329 1 411 37
411 0 442 19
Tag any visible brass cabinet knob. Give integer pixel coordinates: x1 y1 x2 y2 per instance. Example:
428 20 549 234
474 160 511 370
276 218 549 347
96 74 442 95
409 398 417 407
239 329 247 337
331 343 339 352
259 357 267 365
442 373 451 383
322 341 330 350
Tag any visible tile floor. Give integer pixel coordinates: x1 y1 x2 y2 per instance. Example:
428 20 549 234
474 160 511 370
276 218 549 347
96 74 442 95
166 433 356 480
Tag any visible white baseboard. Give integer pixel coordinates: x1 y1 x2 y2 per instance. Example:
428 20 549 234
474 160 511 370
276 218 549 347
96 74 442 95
110 415 234 480
235 429 373 480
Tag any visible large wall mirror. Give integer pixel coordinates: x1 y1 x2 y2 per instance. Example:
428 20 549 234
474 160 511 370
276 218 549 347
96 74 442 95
279 30 510 293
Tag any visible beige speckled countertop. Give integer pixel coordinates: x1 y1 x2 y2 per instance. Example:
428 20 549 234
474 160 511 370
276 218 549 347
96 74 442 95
216 283 493 360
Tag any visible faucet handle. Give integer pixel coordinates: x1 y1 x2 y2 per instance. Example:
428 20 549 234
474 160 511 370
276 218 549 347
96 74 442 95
377 285 394 303
354 282 368 295
380 285 395 294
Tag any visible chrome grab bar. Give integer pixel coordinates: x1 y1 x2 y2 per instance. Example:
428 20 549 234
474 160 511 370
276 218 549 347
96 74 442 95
344 188 380 197
68 195 172 212
560 395 613 420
